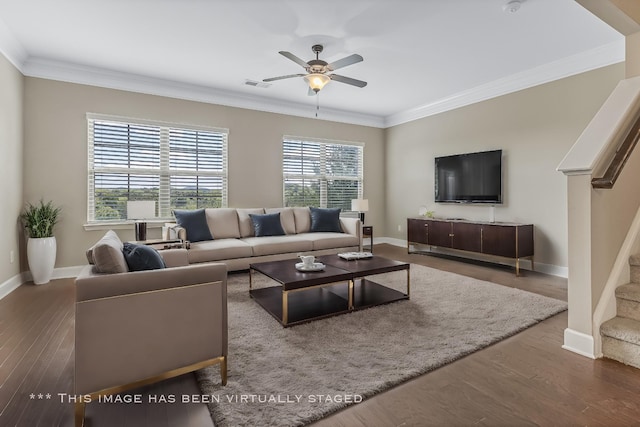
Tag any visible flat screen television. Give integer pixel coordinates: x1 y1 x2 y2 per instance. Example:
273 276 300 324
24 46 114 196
434 149 502 204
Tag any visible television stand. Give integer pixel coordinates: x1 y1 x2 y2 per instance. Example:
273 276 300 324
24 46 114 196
407 218 534 276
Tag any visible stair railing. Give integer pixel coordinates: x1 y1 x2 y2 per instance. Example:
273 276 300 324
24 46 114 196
592 110 640 188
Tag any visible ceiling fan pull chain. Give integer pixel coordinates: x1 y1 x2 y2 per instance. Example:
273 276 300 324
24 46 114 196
316 92 320 117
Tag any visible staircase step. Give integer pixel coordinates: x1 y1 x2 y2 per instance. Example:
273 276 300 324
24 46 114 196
616 283 640 321
616 283 640 302
601 317 640 369
630 254 640 284
631 265 640 285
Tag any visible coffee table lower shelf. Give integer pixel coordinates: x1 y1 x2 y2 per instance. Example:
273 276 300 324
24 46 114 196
249 279 408 327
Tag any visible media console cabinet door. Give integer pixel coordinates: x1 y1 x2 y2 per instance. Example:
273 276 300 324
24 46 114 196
452 222 482 252
480 224 533 258
407 218 428 244
426 220 453 248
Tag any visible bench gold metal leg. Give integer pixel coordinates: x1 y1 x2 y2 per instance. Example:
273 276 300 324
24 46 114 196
220 355 228 386
75 402 85 427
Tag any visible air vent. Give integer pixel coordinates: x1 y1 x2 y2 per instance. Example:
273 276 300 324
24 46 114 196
244 79 271 88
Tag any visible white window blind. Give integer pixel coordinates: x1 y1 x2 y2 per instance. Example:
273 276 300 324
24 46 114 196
87 114 228 222
283 137 363 212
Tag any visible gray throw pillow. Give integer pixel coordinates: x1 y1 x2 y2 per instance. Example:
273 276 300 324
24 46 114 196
249 212 286 237
122 243 166 271
173 209 213 242
309 207 342 233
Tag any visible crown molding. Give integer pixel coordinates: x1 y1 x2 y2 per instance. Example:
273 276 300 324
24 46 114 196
384 40 625 128
10 38 624 130
0 17 27 70
21 57 385 128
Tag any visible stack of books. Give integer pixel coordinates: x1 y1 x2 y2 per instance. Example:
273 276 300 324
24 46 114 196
338 252 373 260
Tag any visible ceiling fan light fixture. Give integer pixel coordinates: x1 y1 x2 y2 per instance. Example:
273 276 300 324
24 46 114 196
304 73 331 92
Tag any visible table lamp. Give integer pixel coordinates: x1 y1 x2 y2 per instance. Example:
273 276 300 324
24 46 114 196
127 201 156 241
351 198 369 224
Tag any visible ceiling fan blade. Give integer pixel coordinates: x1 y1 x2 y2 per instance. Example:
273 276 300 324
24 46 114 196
279 51 309 69
330 74 367 88
263 73 306 82
326 54 363 71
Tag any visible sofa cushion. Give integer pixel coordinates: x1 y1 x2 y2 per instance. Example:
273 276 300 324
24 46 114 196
265 207 296 235
237 208 265 237
310 207 343 233
173 209 213 242
241 235 313 257
249 213 286 237
187 239 253 264
205 208 241 239
293 207 311 234
86 230 129 274
297 232 359 251
122 242 166 271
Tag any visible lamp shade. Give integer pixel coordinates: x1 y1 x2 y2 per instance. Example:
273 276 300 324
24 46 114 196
304 73 331 92
351 199 369 212
126 201 156 220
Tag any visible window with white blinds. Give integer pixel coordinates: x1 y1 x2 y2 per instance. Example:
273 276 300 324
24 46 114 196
87 114 228 222
283 137 363 212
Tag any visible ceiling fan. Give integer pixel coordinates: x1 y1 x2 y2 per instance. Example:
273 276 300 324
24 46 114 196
264 44 367 95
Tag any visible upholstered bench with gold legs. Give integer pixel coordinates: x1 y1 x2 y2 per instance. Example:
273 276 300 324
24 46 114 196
74 231 228 427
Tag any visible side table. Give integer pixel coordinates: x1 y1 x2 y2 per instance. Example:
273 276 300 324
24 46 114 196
362 225 373 253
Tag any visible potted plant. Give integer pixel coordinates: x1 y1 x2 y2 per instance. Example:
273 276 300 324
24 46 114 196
21 200 61 285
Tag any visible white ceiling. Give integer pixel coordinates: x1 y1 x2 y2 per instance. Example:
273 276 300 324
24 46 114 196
0 0 624 127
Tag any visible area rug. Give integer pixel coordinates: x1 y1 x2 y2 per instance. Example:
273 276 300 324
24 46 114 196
196 264 567 427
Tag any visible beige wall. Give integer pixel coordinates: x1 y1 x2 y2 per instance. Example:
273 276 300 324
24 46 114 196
0 54 23 285
384 64 624 271
22 78 385 269
626 32 640 78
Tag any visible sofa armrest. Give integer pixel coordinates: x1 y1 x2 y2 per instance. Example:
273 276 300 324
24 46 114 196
340 217 362 251
175 226 187 241
340 217 361 238
75 262 226 302
159 248 189 267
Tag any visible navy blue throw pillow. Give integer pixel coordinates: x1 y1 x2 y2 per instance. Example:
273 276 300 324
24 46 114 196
122 243 166 271
173 209 213 242
249 212 286 237
309 207 342 233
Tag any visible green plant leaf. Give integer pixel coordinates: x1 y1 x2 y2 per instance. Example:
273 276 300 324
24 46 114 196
20 199 61 238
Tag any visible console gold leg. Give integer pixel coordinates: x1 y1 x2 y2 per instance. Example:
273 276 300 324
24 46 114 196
75 402 85 427
348 279 354 310
282 290 289 325
516 258 520 277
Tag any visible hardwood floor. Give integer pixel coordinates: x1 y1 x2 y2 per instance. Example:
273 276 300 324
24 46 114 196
1 244 640 426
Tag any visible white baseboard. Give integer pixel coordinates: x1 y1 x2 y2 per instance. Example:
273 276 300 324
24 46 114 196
1 265 86 300
375 237 406 247
562 328 596 359
0 272 27 300
383 239 568 278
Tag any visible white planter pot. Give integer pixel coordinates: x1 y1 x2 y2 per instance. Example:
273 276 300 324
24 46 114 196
27 236 57 285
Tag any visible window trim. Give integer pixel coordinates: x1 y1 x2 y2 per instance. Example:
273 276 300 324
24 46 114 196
282 135 364 212
86 113 228 225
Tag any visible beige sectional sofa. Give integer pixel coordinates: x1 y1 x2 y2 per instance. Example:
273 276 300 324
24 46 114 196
172 207 362 271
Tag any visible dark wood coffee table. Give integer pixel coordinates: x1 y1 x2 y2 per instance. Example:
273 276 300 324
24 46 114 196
249 255 410 327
